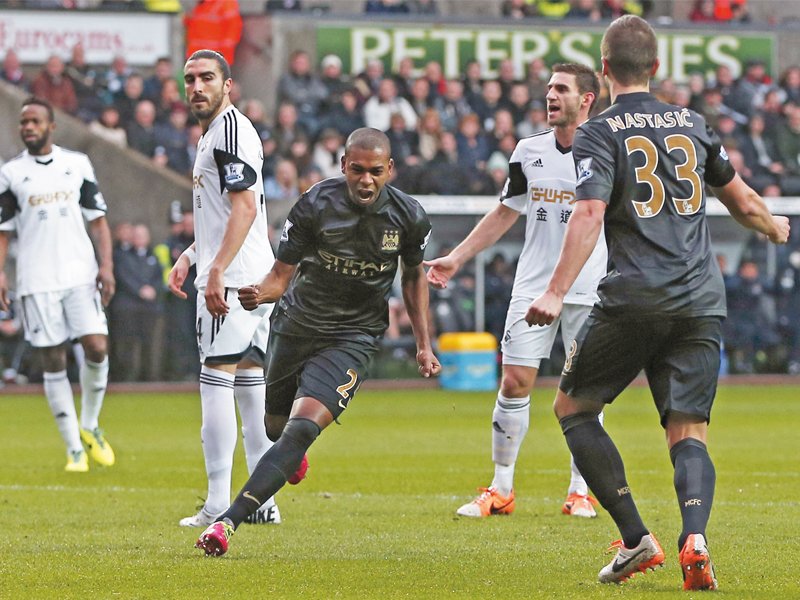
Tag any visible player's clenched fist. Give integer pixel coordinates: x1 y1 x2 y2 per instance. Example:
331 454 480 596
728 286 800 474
238 285 261 311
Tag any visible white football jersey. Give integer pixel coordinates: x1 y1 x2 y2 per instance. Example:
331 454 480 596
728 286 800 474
501 129 607 305
192 104 273 289
0 145 106 295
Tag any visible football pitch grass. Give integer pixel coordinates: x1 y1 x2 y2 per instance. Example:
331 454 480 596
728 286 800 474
1 383 798 599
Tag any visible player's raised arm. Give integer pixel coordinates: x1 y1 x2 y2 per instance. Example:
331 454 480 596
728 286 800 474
525 199 606 327
712 174 790 244
401 261 441 378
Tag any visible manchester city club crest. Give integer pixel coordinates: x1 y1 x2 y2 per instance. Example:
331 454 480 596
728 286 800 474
381 229 400 251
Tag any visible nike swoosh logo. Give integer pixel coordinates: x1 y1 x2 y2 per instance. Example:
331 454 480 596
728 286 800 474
243 491 261 505
612 548 646 572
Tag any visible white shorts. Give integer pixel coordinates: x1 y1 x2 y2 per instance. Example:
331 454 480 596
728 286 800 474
500 297 593 368
20 283 108 348
196 287 273 365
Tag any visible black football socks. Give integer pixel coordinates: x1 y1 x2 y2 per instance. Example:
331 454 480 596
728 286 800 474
670 437 715 550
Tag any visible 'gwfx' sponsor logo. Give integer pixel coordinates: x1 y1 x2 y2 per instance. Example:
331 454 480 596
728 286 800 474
381 229 399 251
224 162 245 184
530 186 575 205
28 190 74 206
318 250 392 277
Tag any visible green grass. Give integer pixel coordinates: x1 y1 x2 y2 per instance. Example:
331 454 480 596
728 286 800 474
0 384 798 599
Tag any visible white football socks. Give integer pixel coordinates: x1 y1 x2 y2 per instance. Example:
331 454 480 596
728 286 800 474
79 357 108 431
199 366 237 515
235 368 276 508
43 370 82 454
491 393 530 496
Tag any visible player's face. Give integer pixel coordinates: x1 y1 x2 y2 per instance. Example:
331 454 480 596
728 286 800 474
545 72 583 128
183 58 231 121
341 146 394 207
19 104 54 155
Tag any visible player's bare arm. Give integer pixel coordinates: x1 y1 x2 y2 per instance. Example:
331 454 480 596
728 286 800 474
238 259 296 310
526 199 606 326
168 242 195 300
88 215 115 306
206 189 257 317
401 262 441 378
713 174 791 244
0 232 9 311
424 203 519 289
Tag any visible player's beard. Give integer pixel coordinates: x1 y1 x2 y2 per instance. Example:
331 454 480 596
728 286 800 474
190 88 225 121
23 130 51 155
549 99 580 128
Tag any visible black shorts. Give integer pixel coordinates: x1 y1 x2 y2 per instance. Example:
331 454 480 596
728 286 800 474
559 308 723 427
265 311 380 420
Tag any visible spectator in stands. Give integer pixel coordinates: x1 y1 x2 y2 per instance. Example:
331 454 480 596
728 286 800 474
496 59 519 101
101 55 131 104
724 259 779 374
154 78 185 124
534 0 572 18
417 107 443 162
525 57 550 101
143 56 174 103
364 78 418 132
319 54 351 111
760 88 785 137
1 49 27 90
776 239 800 374
66 43 101 122
263 157 299 204
109 223 164 382
272 101 309 156
567 0 601 20
364 0 411 12
31 55 78 115
776 103 800 195
88 105 128 148
319 88 364 138
277 49 328 138
778 66 800 105
434 78 473 133
484 252 514 343
516 100 548 138
506 82 532 126
392 56 416 101
155 105 191 175
260 128 279 179
501 0 537 18
242 98 271 140
311 128 344 179
487 108 517 152
409 77 433 118
455 112 490 173
485 150 511 195
600 0 643 18
472 80 506 132
298 165 323 193
689 0 718 22
715 113 741 151
353 58 384 105
157 208 198 381
184 0 242 65
285 135 314 175
0 290 25 386
736 112 784 194
409 0 438 13
419 131 470 195
729 59 770 118
423 60 447 102
265 0 303 10
113 73 145 128
462 60 484 108
127 99 159 158
385 112 421 174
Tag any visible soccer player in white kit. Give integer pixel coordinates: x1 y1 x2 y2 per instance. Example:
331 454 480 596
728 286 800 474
168 50 281 527
0 97 116 473
426 64 608 518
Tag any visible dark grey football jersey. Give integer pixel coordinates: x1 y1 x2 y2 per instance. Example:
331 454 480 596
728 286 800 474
276 177 432 336
573 92 735 318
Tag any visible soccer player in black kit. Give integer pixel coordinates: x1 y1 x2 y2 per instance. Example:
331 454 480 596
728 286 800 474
526 16 790 590
195 127 441 557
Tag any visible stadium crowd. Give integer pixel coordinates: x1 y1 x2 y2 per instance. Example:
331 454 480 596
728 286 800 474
1 0 799 382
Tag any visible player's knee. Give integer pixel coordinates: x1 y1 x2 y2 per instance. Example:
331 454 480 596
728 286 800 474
500 366 536 397
558 411 600 434
39 347 67 372
81 335 107 362
265 413 288 442
281 417 321 449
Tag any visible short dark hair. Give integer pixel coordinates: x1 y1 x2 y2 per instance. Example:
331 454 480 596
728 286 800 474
601 15 658 86
345 127 391 156
551 63 601 111
22 96 54 122
186 49 231 80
